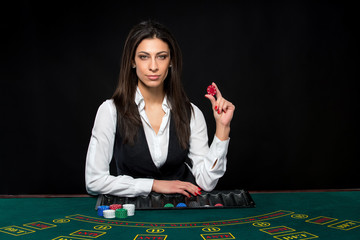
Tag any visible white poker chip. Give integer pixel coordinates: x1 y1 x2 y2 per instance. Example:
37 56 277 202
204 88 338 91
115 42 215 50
122 204 135 216
103 209 116 219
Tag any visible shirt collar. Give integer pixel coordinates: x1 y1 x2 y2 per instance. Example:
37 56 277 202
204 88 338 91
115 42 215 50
135 87 171 112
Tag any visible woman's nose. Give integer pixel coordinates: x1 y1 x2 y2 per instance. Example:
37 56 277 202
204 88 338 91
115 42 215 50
149 59 159 72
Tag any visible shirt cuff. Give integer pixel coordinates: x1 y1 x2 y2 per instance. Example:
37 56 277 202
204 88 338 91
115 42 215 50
133 178 154 196
211 135 230 160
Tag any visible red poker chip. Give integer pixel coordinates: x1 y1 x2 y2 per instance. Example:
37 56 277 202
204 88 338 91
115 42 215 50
110 204 122 210
207 85 216 96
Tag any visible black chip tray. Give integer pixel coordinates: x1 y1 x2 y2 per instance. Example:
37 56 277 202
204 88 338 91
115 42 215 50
95 189 255 210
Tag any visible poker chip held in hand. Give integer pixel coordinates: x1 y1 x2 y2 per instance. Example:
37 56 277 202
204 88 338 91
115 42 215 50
207 85 216 96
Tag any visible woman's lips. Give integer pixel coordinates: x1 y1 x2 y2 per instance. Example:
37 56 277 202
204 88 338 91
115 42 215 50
146 75 160 80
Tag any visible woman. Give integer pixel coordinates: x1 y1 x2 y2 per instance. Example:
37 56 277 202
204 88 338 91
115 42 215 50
85 20 235 198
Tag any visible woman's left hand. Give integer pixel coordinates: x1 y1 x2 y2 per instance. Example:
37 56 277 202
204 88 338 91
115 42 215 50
205 82 235 140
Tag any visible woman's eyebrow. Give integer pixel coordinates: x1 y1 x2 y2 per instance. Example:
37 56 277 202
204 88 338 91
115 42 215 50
137 51 169 55
137 51 150 55
156 51 169 55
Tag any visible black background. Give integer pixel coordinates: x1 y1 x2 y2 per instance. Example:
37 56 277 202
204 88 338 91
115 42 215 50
1 1 359 194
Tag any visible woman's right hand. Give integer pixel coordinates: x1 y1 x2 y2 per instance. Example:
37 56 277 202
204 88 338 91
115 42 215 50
204 82 235 141
152 180 201 197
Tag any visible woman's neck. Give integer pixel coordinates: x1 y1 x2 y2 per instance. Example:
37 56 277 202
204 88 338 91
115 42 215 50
138 81 165 105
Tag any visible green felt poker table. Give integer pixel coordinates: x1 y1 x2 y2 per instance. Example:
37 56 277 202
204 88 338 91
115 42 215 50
1 190 359 240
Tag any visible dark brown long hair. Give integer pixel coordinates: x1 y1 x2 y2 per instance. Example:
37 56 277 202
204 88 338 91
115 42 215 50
112 20 192 149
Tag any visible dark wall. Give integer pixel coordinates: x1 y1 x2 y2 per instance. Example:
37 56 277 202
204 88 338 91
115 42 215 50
1 1 358 194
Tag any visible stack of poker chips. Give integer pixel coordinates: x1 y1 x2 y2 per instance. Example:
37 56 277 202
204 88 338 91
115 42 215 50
176 203 187 207
97 204 135 219
188 201 200 208
102 209 116 219
97 206 110 217
122 204 135 216
115 208 127 218
110 204 122 210
163 202 187 208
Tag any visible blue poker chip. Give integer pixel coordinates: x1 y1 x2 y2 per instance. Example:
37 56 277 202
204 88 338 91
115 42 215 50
97 205 110 216
176 203 187 208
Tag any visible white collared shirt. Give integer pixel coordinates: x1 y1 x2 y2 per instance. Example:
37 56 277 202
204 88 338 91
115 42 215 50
85 88 230 197
135 88 171 169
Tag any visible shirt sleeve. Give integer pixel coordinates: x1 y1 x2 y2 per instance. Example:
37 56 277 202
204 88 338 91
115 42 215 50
188 103 230 192
85 100 154 197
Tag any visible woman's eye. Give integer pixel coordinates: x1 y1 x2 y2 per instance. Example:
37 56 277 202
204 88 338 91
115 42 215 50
139 55 148 60
158 55 168 60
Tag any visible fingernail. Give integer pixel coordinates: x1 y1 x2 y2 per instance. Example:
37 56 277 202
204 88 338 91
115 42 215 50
218 109 221 114
198 191 202 195
215 106 217 110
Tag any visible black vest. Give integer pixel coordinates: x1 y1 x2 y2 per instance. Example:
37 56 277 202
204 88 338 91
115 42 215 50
111 113 196 184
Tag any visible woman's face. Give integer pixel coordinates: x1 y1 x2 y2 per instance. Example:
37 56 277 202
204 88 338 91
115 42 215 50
134 38 171 90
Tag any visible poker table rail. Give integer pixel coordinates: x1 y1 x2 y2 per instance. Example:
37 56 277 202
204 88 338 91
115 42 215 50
1 188 359 199
0 188 360 198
